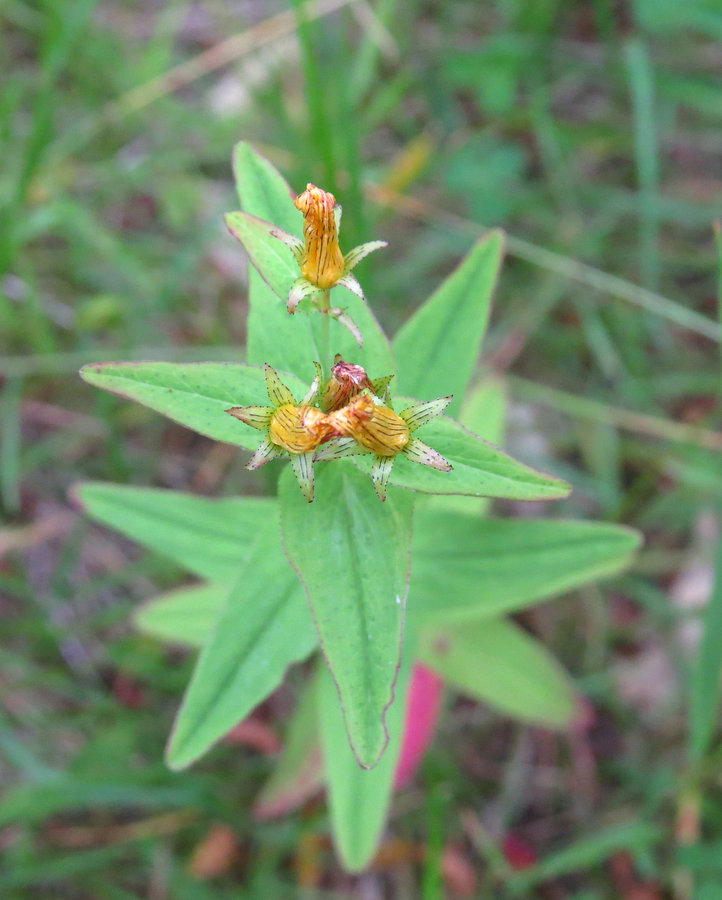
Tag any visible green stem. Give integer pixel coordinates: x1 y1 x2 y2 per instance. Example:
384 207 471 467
318 289 331 378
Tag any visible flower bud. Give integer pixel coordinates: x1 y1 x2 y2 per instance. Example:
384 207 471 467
294 184 345 289
327 394 410 457
269 404 335 454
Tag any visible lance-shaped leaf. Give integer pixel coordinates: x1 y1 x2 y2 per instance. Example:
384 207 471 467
319 653 412 871
231 141 395 381
134 583 226 647
79 362 307 451
225 211 299 303
417 618 579 728
280 463 413 768
427 377 508 517
255 677 324 821
75 482 277 582
350 402 570 501
393 230 504 418
410 512 641 625
166 513 318 770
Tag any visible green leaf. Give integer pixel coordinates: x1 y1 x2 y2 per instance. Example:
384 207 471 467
410 512 641 624
255 676 324 820
133 583 226 647
351 403 570 501
225 210 299 303
166 513 318 770
393 231 504 417
230 141 395 382
79 362 306 451
689 525 722 762
280 463 413 768
248 268 325 385
76 481 277 581
319 655 411 871
417 618 578 728
232 141 302 235
427 376 508 517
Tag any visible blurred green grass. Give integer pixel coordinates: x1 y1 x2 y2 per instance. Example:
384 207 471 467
1 0 722 896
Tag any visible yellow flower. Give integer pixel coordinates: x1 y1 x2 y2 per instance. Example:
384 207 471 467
269 183 388 345
226 363 329 502
327 395 410 456
294 185 346 290
317 390 453 501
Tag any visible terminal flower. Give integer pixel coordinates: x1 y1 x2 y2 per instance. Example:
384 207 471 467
317 391 453 501
271 183 387 316
226 364 333 502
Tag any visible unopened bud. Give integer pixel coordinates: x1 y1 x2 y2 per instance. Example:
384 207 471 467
269 404 335 454
327 395 410 456
294 184 345 289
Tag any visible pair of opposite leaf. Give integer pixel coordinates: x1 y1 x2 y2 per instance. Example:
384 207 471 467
227 183 386 345
227 358 452 502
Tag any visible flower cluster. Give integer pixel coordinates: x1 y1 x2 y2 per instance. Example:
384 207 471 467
227 358 452 502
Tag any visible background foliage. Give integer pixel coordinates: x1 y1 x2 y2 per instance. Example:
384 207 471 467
1 0 721 897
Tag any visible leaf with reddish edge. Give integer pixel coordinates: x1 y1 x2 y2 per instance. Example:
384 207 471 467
166 513 317 771
394 664 445 790
320 654 412 871
280 462 414 769
79 362 307 452
350 400 570 501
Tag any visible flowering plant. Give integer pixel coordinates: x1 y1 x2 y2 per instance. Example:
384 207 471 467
78 143 640 871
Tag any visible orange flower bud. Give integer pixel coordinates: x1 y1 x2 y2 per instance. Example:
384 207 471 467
294 184 345 289
327 395 410 457
269 404 336 454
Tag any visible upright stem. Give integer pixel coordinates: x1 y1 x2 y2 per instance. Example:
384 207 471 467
318 289 331 378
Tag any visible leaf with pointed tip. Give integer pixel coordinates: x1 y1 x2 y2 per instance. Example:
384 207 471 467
427 377 508 517
134 583 225 647
79 362 306 451
352 400 570 501
231 142 395 381
320 652 411 872
75 482 277 582
255 677 324 821
232 141 301 234
417 618 579 728
225 211 299 303
410 512 642 624
280 463 413 768
393 230 504 418
166 513 318 770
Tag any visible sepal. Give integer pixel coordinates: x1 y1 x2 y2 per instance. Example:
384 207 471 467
344 240 388 272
